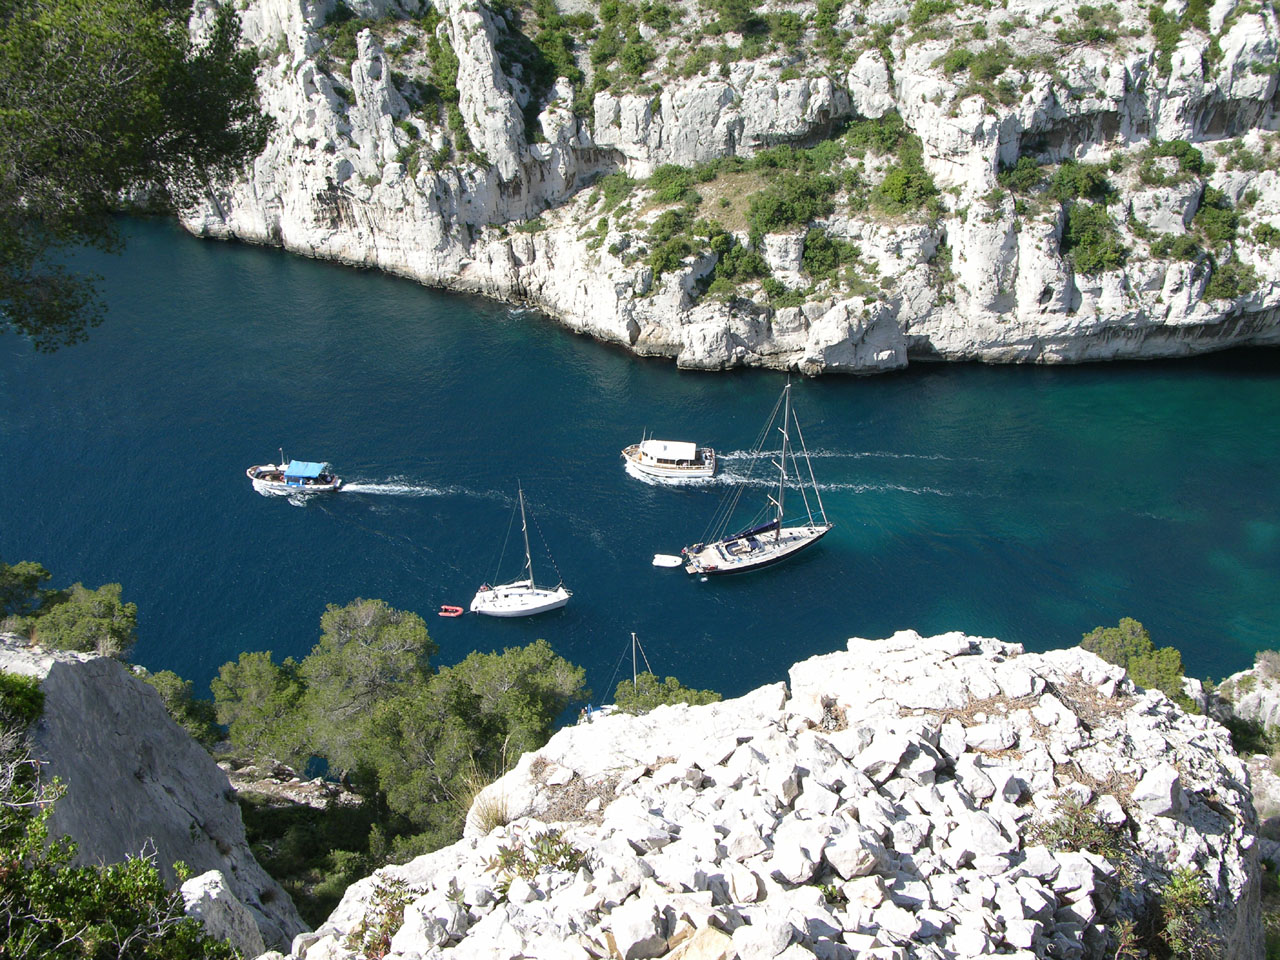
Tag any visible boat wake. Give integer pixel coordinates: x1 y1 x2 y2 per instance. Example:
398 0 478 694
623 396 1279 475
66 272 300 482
713 469 956 497
342 478 453 497
625 462 956 497
721 448 984 463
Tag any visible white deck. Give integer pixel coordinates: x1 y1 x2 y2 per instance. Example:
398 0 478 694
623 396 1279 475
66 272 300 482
684 523 832 575
621 443 716 480
470 579 571 617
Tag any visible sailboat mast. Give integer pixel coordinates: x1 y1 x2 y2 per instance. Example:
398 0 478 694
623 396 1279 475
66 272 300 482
519 485 534 583
631 632 638 692
775 383 791 540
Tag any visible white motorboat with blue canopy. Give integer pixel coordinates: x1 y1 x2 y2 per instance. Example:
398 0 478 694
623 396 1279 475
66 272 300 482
247 452 343 495
622 437 717 480
471 484 571 617
681 382 832 575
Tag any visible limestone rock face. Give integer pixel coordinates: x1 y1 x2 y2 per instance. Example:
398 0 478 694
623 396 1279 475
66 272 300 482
285 631 1262 960
183 0 1280 374
0 638 305 951
1220 662 1280 731
181 870 269 957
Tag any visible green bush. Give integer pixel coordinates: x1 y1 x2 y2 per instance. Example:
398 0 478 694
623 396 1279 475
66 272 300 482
801 228 860 281
1080 617 1192 709
0 559 54 618
648 236 693 276
1047 160 1113 203
874 150 938 213
33 582 137 659
844 112 908 157
613 672 722 713
1140 139 1208 182
1150 233 1203 261
1194 187 1240 245
1160 868 1215 959
1254 223 1280 247
0 790 236 959
747 172 838 232
143 670 221 750
968 41 1014 82
998 155 1044 193
1055 5 1120 44
1204 256 1258 300
909 0 954 28
708 233 769 286
770 11 805 46
648 164 698 204
598 172 638 211
940 47 975 75
1062 203 1127 274
0 670 44 726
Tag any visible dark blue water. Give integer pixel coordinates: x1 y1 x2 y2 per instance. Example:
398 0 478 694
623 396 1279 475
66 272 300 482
2 219 1278 699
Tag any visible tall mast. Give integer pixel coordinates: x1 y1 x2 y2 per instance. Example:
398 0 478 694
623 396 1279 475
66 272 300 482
519 484 534 584
772 383 791 541
631 632 638 692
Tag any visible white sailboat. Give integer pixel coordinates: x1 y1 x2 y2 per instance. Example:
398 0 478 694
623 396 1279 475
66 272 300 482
682 382 832 575
470 484 572 617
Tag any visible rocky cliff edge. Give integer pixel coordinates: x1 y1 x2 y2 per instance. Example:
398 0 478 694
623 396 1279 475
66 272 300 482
288 630 1262 960
183 0 1280 373
0 637 307 952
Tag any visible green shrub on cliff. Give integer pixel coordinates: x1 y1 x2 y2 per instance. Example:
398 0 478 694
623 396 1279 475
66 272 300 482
1080 617 1194 710
212 602 585 858
142 669 222 750
0 559 54 620
32 582 138 659
0 670 235 958
612 671 722 714
1062 203 1127 275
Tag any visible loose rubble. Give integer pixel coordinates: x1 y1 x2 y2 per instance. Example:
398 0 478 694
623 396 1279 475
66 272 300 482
281 631 1262 960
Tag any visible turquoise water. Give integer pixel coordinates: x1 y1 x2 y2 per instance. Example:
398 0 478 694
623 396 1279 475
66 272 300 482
1 219 1277 699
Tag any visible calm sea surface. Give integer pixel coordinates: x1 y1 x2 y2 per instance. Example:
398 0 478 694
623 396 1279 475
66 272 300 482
2 219 1278 700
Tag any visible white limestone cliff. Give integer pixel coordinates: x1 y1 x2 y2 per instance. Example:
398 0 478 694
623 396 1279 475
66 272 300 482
283 631 1262 960
182 0 1280 373
0 637 307 952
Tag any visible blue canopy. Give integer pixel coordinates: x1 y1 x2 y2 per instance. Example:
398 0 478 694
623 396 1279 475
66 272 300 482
283 460 326 479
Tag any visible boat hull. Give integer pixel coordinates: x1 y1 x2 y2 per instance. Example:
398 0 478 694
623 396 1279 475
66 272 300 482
246 465 342 494
684 523 832 575
621 444 716 480
470 581 572 617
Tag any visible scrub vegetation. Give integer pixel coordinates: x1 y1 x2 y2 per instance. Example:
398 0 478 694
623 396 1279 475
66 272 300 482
0 557 720 926
0 666 238 958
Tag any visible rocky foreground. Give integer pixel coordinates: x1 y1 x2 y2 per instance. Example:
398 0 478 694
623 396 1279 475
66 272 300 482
0 637 307 954
183 0 1280 372
283 631 1262 960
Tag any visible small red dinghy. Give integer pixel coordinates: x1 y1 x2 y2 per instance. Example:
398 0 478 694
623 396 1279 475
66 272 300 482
438 605 464 618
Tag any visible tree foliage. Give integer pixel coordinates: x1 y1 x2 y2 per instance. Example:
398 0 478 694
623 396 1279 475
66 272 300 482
211 650 305 760
0 0 272 350
1062 203 1127 275
142 669 221 749
1 669 234 958
1080 618 1193 710
365 638 585 849
612 672 721 714
0 559 54 618
32 582 137 658
211 602 585 856
296 599 437 777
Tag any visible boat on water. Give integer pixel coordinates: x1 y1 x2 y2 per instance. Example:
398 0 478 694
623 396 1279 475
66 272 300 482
681 382 832 575
471 484 572 617
621 438 717 480
246 452 342 495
